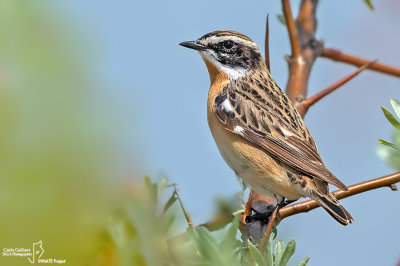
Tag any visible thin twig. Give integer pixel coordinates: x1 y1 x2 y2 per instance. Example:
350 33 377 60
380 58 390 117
265 15 271 71
279 172 400 220
321 47 400 77
259 207 278 248
282 0 301 57
172 184 194 229
297 60 376 114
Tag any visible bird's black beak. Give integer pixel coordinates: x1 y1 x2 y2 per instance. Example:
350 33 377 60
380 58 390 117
179 41 207 51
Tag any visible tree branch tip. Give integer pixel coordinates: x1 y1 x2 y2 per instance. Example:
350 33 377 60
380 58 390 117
365 58 378 67
173 183 195 229
321 48 400 77
282 0 301 57
265 14 271 71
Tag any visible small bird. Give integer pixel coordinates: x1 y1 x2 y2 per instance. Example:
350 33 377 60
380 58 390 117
180 30 353 225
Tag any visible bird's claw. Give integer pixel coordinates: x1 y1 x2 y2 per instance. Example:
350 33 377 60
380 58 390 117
245 206 274 224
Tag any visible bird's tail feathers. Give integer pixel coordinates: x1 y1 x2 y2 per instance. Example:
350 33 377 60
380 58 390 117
311 191 353 226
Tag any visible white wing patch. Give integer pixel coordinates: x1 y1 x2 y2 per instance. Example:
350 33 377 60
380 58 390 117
234 126 244 136
281 128 293 137
221 99 234 113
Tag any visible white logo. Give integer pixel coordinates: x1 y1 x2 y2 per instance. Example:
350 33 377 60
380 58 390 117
2 241 66 264
27 241 44 263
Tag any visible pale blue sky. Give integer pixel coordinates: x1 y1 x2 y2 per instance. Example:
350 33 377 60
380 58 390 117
62 1 400 265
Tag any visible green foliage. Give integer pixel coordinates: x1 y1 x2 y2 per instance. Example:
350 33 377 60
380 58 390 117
363 0 375 10
248 241 266 266
277 14 286 25
378 98 400 169
0 1 126 265
100 177 310 265
297 256 310 266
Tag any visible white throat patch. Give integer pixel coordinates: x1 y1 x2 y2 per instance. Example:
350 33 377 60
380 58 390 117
200 51 248 80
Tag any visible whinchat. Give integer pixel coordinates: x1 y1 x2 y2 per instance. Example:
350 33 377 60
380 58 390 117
180 30 352 225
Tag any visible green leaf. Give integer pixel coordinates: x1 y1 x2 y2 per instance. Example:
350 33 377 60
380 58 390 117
197 227 218 246
144 175 152 189
277 14 286 25
187 227 214 261
162 213 176 232
158 177 168 196
363 0 375 10
271 226 277 240
151 183 158 203
279 239 296 266
266 231 275 266
144 175 158 203
382 106 400 130
220 215 239 249
196 227 221 261
163 192 177 213
378 139 400 151
274 239 284 266
186 226 198 241
248 240 266 266
390 98 400 119
297 256 310 266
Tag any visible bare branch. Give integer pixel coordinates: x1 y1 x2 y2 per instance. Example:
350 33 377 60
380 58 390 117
169 172 400 244
284 0 322 103
321 47 400 77
259 207 278 248
172 184 194 229
297 60 376 115
282 0 301 57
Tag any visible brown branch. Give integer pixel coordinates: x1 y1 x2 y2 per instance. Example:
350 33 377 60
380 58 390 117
284 0 322 103
279 172 400 220
297 60 376 115
264 15 271 71
172 184 194 229
321 47 400 77
168 172 400 244
282 0 301 58
259 207 278 248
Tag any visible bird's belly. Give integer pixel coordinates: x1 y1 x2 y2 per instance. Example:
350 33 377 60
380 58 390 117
208 113 303 200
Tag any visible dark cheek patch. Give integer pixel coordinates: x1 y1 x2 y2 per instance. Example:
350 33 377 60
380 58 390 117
215 43 261 70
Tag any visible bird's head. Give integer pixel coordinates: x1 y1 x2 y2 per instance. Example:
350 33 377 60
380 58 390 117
180 30 265 80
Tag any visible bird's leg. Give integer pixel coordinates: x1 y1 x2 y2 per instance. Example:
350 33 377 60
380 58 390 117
240 190 255 224
245 198 297 224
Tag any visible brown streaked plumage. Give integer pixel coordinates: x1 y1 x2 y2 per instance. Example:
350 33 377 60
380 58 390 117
180 30 353 225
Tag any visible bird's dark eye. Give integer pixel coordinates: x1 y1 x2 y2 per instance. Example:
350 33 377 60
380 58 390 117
223 40 234 49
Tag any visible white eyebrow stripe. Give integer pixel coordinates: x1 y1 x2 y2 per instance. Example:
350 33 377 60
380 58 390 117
203 36 256 47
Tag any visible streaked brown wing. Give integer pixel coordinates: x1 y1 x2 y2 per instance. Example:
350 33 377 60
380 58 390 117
214 84 348 191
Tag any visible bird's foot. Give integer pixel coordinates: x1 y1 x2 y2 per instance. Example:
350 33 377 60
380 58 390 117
245 206 274 224
244 199 297 224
